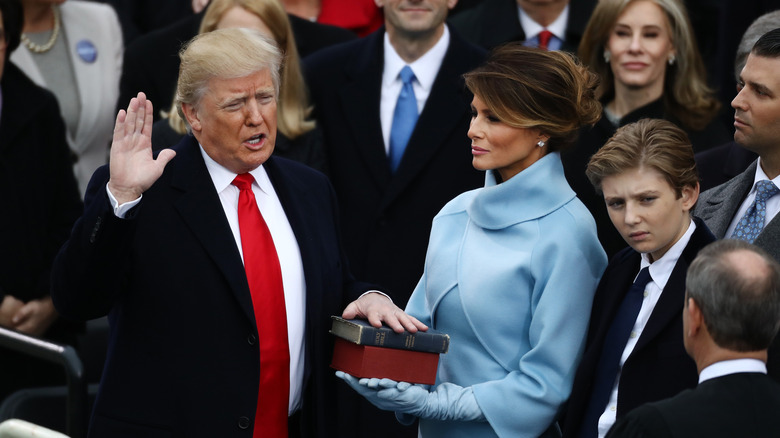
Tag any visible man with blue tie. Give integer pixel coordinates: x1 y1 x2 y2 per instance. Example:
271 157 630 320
303 0 485 436
696 28 780 380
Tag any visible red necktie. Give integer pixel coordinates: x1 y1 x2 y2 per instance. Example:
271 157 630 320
538 30 553 50
232 174 289 438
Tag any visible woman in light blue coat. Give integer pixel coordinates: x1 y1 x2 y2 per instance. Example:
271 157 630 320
340 45 608 437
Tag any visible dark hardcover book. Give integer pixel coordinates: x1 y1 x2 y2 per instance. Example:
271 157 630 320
330 337 440 384
329 316 450 354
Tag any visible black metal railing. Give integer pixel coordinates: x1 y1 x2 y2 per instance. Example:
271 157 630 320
0 326 87 438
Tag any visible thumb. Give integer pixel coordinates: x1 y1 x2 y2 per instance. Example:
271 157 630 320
155 149 177 167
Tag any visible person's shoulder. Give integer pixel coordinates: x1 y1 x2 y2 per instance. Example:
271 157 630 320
303 30 378 68
699 160 757 201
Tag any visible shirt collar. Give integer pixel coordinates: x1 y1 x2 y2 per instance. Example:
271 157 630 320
640 218 696 289
199 144 273 195
699 358 767 383
753 157 780 190
382 24 450 92
518 4 569 41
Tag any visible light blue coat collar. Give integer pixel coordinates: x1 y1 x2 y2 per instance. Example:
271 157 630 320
467 152 576 230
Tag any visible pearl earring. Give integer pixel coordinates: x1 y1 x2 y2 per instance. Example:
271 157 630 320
668 54 676 65
603 50 611 63
537 140 545 148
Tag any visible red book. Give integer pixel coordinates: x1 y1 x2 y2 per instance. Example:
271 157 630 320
331 337 440 385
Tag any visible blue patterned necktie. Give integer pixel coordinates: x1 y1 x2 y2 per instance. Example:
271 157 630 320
731 180 779 243
389 66 418 172
577 267 652 438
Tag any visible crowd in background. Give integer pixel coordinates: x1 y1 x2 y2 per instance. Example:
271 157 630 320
2 0 780 437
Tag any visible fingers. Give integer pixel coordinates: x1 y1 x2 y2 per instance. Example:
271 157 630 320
140 97 154 138
341 301 359 320
11 303 32 326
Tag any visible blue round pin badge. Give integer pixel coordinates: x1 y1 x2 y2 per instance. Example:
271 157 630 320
76 40 97 63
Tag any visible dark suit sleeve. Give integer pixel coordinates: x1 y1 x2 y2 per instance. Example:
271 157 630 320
51 166 138 320
606 405 675 438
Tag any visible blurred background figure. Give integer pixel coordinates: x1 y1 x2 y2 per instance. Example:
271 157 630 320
449 0 596 53
282 0 382 36
607 239 780 438
563 0 730 258
152 0 326 173
0 0 83 404
563 119 715 438
11 0 122 197
695 10 780 191
100 0 194 45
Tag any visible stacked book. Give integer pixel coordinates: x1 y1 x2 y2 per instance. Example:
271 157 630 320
329 316 450 385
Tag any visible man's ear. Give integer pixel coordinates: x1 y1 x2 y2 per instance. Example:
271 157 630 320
686 297 704 336
181 103 202 133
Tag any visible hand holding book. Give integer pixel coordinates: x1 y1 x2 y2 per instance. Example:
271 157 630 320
335 371 485 422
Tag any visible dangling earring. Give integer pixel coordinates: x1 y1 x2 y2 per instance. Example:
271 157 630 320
537 140 545 148
668 54 676 65
603 49 611 63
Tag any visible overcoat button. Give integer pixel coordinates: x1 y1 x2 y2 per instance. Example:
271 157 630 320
238 416 250 429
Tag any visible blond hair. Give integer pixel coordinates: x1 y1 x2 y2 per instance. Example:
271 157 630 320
169 0 314 138
175 28 282 126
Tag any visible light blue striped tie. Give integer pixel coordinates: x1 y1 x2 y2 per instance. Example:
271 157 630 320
389 66 418 172
731 180 779 243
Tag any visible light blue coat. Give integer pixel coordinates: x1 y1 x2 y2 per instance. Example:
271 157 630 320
405 153 607 438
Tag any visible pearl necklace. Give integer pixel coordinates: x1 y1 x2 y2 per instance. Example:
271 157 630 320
21 6 60 54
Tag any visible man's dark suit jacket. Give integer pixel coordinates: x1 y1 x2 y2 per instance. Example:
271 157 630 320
695 141 757 192
561 219 715 437
50 135 371 437
606 372 780 438
0 63 83 399
696 159 780 380
303 27 485 438
303 27 485 302
118 11 356 122
448 0 596 51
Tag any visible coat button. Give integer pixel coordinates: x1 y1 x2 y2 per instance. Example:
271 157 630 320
238 416 250 429
247 333 256 345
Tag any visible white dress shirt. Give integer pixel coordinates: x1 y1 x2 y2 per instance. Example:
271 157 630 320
518 4 569 51
699 358 767 383
379 25 450 154
597 219 696 438
725 157 780 238
108 146 307 415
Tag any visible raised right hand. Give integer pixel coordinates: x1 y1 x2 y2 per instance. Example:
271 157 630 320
107 92 176 204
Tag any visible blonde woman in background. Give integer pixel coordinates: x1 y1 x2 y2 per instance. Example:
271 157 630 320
152 0 326 172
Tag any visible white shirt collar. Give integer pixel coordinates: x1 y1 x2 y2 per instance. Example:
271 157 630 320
382 24 450 92
199 144 274 196
699 358 767 383
753 157 780 189
518 4 569 41
640 218 696 289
